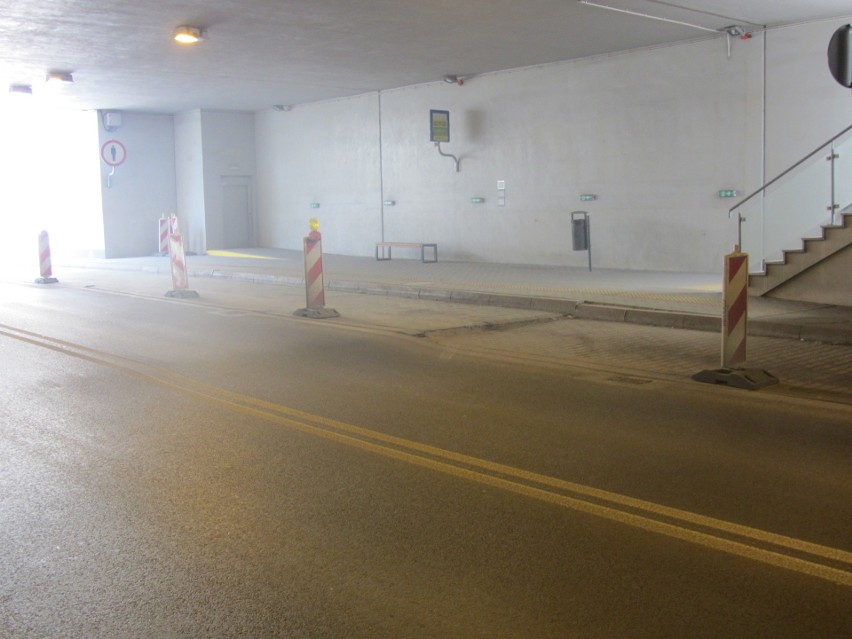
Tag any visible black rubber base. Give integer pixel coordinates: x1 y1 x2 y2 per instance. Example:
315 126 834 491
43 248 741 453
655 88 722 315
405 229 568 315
293 307 340 319
692 368 779 390
165 289 200 299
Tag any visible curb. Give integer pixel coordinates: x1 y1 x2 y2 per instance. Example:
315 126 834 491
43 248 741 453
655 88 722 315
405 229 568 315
58 262 851 346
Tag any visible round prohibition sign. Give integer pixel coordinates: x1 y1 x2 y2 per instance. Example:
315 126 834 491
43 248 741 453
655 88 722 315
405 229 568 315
101 139 127 166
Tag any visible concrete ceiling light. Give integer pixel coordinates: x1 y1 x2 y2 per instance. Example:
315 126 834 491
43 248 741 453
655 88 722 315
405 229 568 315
45 71 73 84
174 26 204 44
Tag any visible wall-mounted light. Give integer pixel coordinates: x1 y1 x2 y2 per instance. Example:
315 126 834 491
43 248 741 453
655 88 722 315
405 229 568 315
174 26 205 44
471 197 485 204
309 202 320 209
580 194 597 202
383 200 396 206
45 71 73 84
272 104 291 112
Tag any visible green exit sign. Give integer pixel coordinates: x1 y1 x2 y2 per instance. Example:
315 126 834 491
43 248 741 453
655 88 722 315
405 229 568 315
718 190 738 198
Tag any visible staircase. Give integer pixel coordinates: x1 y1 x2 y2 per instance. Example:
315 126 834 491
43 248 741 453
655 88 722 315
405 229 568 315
731 123 852 308
748 207 852 306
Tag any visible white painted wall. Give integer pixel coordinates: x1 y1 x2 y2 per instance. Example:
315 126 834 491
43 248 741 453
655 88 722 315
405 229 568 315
99 111 176 258
199 111 256 250
254 17 852 274
765 18 852 177
256 96 382 255
175 110 257 253
174 110 206 255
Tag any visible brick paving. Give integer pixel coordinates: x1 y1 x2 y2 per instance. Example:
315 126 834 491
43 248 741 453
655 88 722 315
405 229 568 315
426 317 852 404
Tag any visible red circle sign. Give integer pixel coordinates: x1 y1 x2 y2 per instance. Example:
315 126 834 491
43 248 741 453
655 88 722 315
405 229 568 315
101 139 127 166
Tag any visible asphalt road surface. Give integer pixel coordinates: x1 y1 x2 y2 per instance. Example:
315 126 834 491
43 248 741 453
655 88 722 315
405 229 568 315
1 274 850 638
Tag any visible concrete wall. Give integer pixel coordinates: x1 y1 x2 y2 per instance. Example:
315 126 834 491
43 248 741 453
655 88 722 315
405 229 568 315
174 110 206 255
254 16 852 274
256 96 382 255
765 19 852 176
175 110 257 253
99 112 176 258
199 111 257 250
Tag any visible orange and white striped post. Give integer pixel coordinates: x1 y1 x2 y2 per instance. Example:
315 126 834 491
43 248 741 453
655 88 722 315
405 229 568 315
165 215 199 298
295 218 338 318
35 230 58 284
158 215 169 255
692 246 777 389
722 247 748 368
304 227 325 310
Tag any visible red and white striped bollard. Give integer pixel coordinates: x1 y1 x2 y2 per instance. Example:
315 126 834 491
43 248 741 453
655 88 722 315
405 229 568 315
294 218 338 318
36 230 59 284
722 247 748 368
165 216 199 298
158 215 169 255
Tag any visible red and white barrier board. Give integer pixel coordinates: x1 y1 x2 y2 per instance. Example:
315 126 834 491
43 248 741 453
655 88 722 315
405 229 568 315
158 215 169 254
304 230 326 310
294 220 338 319
722 250 748 368
165 216 199 298
35 230 58 284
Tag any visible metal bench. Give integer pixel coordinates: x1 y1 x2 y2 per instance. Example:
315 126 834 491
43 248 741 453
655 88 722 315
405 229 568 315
375 242 438 263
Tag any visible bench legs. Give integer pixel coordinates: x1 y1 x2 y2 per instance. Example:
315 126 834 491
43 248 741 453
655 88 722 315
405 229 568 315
375 244 438 262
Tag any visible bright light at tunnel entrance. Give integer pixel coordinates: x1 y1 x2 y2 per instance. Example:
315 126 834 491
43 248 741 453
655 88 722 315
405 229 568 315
0 103 103 271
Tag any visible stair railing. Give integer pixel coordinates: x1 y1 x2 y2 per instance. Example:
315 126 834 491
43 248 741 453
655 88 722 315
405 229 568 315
730 123 852 272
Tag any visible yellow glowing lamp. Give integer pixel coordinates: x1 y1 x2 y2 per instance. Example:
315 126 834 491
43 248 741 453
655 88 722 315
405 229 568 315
309 218 320 232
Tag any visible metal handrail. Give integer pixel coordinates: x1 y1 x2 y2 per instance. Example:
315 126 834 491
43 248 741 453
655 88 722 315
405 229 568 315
728 122 852 248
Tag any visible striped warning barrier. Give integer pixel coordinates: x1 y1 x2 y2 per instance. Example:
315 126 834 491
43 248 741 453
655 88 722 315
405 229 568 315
165 216 199 298
304 230 325 309
168 231 189 290
35 230 58 284
158 215 169 254
722 249 748 367
692 247 777 389
294 219 338 318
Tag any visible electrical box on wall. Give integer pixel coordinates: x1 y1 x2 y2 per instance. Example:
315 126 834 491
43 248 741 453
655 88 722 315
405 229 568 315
104 111 122 128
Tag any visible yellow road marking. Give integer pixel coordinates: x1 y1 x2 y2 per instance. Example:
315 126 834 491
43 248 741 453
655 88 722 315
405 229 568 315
206 250 279 260
2 322 850 586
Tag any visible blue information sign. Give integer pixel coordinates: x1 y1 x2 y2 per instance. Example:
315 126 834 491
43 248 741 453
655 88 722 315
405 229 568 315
430 110 450 143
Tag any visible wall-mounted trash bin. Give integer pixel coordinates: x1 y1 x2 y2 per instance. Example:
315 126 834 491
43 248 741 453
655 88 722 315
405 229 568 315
570 211 591 271
572 217 589 251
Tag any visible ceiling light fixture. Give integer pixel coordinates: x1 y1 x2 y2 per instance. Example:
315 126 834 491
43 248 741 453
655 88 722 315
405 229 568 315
8 84 33 95
45 71 74 84
174 26 204 44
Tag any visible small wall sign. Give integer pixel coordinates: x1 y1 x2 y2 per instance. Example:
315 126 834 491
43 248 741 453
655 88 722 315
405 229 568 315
101 139 127 166
430 110 450 143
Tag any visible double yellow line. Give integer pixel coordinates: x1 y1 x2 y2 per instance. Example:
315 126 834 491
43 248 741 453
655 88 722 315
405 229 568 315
2 322 850 586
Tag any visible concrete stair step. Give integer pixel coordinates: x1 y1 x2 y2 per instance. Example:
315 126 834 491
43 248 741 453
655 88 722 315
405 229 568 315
749 212 852 296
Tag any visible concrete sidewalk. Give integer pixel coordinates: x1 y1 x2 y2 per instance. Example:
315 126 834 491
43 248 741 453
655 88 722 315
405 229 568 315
60 247 852 346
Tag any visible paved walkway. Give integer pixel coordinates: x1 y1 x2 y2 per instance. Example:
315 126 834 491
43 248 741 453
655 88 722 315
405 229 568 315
61 248 852 346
